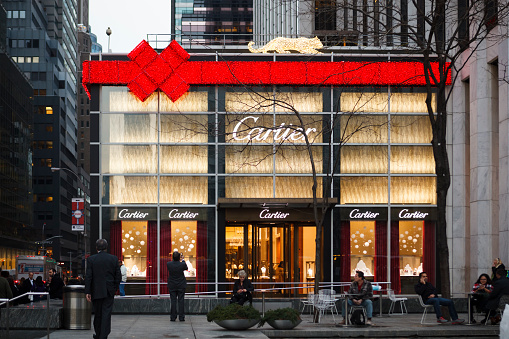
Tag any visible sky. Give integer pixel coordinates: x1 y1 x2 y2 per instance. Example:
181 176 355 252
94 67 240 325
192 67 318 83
89 0 171 53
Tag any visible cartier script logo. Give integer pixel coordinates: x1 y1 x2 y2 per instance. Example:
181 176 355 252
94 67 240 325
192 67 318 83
259 209 290 219
232 116 316 142
349 209 380 219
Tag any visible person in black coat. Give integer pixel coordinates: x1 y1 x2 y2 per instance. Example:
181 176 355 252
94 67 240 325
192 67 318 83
48 268 64 299
491 258 506 283
21 272 35 303
230 270 254 305
85 239 121 339
482 268 509 324
167 251 188 321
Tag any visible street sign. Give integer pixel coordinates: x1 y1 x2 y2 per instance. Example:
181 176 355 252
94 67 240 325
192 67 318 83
72 198 85 231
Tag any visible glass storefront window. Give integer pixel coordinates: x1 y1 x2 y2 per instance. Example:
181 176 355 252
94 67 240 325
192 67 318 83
122 221 148 277
340 177 388 204
340 146 388 174
101 145 158 174
340 115 388 144
104 176 158 204
101 87 158 112
350 221 375 277
399 221 423 276
100 114 158 143
390 116 432 143
390 146 435 174
160 146 208 173
160 114 209 143
172 221 197 277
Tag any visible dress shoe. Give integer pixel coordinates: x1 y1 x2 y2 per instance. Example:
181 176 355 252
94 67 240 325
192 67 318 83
170 318 176 322
179 318 185 321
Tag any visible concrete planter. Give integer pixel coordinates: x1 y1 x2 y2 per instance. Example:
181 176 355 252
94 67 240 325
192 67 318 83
214 319 260 330
266 319 302 330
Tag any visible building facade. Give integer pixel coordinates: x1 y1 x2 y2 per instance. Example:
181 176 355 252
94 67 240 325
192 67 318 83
4 0 81 274
0 4 35 271
83 44 444 295
170 0 253 45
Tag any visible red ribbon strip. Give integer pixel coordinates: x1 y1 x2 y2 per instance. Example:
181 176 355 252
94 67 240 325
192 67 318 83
82 40 451 102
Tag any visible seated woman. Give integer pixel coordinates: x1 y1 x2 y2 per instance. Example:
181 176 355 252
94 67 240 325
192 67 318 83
230 270 254 305
469 273 493 323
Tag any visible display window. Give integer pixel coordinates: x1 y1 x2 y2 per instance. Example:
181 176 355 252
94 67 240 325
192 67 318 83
349 221 375 277
109 219 208 295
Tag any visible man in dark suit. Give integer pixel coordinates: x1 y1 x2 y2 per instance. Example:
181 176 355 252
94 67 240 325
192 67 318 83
483 268 509 324
21 272 35 303
85 239 121 339
167 251 188 321
48 268 64 299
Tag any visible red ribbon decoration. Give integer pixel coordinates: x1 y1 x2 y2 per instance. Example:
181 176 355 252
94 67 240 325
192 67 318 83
82 40 451 102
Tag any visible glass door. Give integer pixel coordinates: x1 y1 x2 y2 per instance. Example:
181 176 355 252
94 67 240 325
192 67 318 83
225 222 316 296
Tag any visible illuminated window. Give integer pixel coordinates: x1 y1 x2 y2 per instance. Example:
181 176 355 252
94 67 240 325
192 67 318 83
122 221 148 277
171 221 197 277
46 107 53 114
350 221 375 277
399 221 423 276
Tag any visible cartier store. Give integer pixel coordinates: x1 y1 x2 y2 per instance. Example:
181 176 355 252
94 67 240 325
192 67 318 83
86 48 438 297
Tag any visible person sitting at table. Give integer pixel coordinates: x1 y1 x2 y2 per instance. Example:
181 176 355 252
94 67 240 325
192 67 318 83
482 268 509 325
230 270 254 305
469 273 493 323
339 271 374 326
491 258 505 283
415 272 464 324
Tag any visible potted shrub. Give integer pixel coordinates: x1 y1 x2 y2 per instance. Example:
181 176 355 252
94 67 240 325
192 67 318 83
259 307 302 330
207 303 261 330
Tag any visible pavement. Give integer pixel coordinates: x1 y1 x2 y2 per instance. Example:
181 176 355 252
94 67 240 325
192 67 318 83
2 312 502 339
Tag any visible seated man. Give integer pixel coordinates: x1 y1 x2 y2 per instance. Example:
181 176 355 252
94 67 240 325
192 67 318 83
415 272 464 324
482 268 509 324
339 271 374 325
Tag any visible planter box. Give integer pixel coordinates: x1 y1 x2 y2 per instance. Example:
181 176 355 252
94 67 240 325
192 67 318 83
214 319 260 330
267 319 302 330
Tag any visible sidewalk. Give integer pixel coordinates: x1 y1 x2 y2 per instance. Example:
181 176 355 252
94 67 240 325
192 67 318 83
3 312 501 339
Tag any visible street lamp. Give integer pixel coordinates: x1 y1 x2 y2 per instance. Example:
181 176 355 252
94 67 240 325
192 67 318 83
106 27 112 53
51 167 88 274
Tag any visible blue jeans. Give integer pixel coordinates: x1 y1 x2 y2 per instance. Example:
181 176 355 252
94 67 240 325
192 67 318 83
425 297 459 320
119 282 125 296
342 299 373 318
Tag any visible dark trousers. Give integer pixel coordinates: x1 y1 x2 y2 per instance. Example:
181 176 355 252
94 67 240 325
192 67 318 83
425 297 459 320
92 296 114 339
169 288 185 320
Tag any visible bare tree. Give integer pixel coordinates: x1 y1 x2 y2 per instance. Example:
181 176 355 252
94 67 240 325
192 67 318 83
294 0 509 297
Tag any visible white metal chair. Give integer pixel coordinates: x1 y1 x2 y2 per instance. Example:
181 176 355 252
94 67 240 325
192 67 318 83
418 295 435 324
300 293 315 314
388 289 408 315
314 290 338 323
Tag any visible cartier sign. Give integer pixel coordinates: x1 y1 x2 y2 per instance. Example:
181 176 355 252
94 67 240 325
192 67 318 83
398 209 429 219
232 116 317 142
168 209 199 219
349 209 380 219
259 209 290 219
118 209 149 219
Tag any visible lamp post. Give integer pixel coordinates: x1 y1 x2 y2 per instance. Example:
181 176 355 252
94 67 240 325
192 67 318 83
51 167 88 275
106 27 112 53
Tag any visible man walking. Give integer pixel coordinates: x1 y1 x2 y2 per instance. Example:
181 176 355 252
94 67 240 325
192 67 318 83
415 272 464 324
118 260 127 296
167 251 188 321
85 239 121 339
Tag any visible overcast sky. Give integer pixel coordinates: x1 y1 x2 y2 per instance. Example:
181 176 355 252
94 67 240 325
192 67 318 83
89 0 171 53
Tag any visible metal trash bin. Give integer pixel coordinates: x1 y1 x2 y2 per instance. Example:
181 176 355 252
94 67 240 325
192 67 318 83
63 285 92 329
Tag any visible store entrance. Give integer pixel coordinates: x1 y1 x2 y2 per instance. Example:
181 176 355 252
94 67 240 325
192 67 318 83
225 222 316 296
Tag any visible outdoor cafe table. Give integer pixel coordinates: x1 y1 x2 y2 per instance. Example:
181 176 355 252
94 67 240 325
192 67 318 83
465 292 477 326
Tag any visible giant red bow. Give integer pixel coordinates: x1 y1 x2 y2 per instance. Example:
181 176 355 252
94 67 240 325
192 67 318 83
82 40 451 102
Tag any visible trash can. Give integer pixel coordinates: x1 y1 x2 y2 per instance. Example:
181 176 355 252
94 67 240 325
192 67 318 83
63 285 92 329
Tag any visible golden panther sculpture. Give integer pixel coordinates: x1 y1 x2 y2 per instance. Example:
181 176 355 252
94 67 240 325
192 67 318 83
248 37 323 54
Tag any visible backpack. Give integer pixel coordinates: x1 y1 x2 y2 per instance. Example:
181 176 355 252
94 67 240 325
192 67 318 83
350 309 365 325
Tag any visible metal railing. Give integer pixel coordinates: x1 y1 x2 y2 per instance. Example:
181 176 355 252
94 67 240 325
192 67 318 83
146 33 421 52
0 292 51 339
